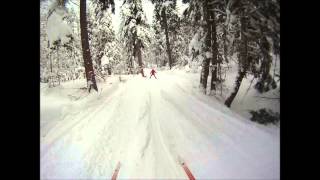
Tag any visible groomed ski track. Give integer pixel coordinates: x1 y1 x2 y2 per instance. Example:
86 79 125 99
40 70 279 179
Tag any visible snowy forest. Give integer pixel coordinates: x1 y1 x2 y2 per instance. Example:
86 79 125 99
40 0 280 179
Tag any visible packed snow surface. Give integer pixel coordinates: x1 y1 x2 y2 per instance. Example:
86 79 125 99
41 70 279 179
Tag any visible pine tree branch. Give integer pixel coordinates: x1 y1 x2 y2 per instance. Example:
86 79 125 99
209 9 226 16
69 0 79 7
254 96 280 100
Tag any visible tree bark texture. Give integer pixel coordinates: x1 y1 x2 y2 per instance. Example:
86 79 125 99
225 14 248 107
162 7 173 69
80 0 98 92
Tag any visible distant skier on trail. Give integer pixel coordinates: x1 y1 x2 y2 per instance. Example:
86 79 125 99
150 68 157 79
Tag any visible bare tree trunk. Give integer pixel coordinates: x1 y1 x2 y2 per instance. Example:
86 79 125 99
224 70 246 107
223 26 228 63
50 51 53 73
210 6 218 91
162 7 173 69
137 39 145 77
57 46 61 85
255 35 272 92
80 0 98 92
225 14 248 107
200 0 211 93
49 50 53 87
156 56 158 67
137 40 143 67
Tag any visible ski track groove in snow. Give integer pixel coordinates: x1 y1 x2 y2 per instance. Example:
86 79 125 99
148 90 186 179
41 84 123 160
160 89 257 170
41 72 279 179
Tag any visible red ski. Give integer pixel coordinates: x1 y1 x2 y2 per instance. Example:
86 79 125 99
111 162 121 180
179 157 196 180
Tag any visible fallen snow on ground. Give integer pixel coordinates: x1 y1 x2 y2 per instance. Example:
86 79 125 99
41 70 279 179
180 60 280 121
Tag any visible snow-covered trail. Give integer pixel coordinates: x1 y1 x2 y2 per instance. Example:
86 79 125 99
41 71 279 179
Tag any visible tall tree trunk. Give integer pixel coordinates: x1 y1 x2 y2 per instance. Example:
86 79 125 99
130 56 133 69
57 46 61 85
200 0 211 93
255 35 272 92
137 39 145 77
225 14 248 107
223 26 228 63
80 0 98 92
224 70 246 107
131 31 140 70
137 40 143 67
50 51 53 73
210 7 218 91
162 7 173 69
49 51 53 87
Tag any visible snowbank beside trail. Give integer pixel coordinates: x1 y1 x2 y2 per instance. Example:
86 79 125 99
171 60 280 121
153 74 279 179
221 60 280 119
40 76 120 138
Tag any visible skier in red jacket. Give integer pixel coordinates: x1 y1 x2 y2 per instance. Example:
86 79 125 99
150 68 157 79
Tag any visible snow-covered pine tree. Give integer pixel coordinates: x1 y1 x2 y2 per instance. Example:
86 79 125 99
102 38 124 75
67 7 85 80
183 0 204 75
88 0 116 81
79 0 115 92
183 0 220 93
250 0 279 93
40 0 50 83
178 9 194 68
151 16 166 67
151 0 180 69
224 0 280 107
120 0 151 75
46 0 75 87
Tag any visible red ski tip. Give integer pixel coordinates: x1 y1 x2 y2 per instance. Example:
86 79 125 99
180 159 196 180
111 162 121 180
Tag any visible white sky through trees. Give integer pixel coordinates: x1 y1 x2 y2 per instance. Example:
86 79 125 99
66 0 188 34
111 0 189 34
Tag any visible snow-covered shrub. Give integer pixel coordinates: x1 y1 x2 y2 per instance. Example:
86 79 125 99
249 108 280 125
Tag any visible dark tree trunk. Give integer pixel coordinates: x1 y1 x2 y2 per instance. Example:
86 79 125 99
137 40 145 77
210 6 218 91
162 7 173 69
225 14 248 107
129 39 135 71
200 0 211 92
210 66 217 91
49 51 53 87
80 0 98 92
137 40 143 67
224 70 246 107
57 46 60 85
223 26 228 63
256 35 272 92
50 51 53 73
130 56 133 68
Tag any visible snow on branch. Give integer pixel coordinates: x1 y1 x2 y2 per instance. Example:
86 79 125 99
209 9 226 15
47 6 73 47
